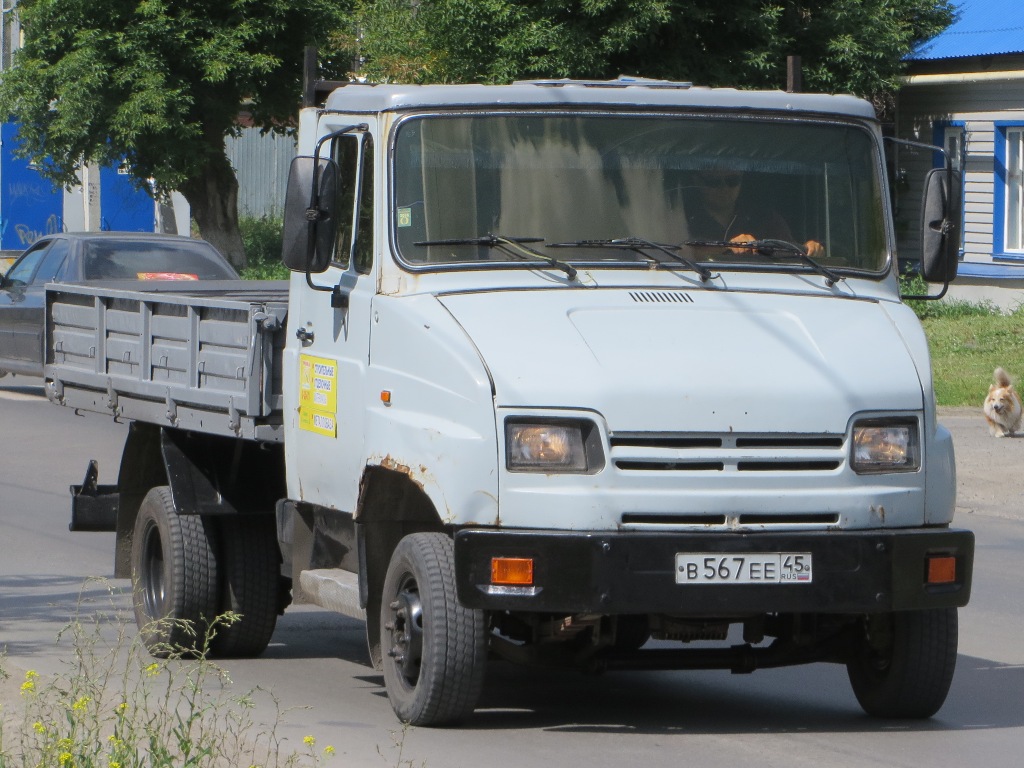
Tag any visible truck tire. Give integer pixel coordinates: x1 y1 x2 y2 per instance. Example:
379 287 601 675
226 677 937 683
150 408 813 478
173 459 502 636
131 486 219 657
846 608 958 719
381 533 488 726
210 515 281 658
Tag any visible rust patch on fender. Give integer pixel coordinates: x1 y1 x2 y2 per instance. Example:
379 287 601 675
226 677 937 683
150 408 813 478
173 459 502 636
380 454 427 491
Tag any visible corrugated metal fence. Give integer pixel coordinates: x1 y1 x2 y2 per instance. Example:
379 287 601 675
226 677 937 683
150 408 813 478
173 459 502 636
226 127 296 219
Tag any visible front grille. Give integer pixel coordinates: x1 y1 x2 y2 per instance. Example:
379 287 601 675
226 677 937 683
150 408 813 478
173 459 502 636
610 432 845 473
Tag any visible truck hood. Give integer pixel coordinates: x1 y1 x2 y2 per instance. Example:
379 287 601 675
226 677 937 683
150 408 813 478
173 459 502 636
437 288 923 434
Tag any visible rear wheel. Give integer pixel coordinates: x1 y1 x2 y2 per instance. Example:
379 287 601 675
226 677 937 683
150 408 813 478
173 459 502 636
846 608 958 718
381 533 488 726
131 486 219 656
210 515 281 658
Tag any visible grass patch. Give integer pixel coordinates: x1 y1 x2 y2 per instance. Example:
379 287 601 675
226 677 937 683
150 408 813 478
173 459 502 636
924 311 1024 406
901 272 1024 406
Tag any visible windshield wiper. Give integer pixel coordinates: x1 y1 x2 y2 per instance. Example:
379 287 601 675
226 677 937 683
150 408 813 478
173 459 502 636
414 233 577 280
549 237 716 282
685 238 843 286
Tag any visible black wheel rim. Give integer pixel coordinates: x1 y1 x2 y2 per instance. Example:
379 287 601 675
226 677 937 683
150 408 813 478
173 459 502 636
140 522 166 619
385 573 424 686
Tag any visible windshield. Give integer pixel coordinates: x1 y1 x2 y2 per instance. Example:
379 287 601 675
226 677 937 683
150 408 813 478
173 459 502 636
392 113 888 275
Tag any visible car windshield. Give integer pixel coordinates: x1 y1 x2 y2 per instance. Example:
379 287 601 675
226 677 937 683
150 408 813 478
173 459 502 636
81 240 237 280
392 113 888 275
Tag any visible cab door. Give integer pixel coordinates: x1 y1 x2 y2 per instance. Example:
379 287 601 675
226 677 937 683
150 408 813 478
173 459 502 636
283 121 376 514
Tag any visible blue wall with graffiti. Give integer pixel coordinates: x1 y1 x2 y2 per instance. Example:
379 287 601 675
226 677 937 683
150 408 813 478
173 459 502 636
0 122 63 250
1 122 154 251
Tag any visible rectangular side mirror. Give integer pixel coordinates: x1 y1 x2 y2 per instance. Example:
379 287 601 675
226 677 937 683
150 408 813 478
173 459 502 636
919 167 960 284
281 156 339 273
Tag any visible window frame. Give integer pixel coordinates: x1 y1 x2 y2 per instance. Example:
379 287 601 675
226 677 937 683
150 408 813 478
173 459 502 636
994 122 1024 260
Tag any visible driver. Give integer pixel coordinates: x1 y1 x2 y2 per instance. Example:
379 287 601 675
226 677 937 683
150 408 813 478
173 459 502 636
686 169 824 256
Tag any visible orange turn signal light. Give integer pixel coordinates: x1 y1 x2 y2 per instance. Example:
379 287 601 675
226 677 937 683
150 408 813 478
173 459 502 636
926 555 957 585
491 557 534 586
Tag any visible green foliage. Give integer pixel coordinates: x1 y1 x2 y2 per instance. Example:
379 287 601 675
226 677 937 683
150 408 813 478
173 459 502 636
345 0 954 107
240 215 289 280
0 0 350 265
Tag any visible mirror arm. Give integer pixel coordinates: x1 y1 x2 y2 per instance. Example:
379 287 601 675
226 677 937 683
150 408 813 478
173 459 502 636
302 122 369 294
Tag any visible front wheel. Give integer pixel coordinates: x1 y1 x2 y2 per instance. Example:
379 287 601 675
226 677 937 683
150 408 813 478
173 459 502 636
380 533 488 726
846 608 958 718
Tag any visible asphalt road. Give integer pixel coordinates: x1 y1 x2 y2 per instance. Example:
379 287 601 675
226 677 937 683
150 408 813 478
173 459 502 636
2 376 1022 767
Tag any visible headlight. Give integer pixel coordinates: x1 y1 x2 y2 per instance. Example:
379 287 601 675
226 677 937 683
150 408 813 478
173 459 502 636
505 419 603 473
851 420 919 473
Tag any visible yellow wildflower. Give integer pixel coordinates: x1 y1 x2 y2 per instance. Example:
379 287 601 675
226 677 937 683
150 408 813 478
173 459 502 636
324 745 336 756
145 663 160 676
303 735 316 747
72 696 91 712
32 721 45 734
20 670 38 693
58 752 73 766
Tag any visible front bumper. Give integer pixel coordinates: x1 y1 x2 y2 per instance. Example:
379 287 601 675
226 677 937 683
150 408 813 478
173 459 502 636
454 528 974 615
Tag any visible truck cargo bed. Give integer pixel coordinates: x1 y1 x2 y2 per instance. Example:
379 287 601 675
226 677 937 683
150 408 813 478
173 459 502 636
45 280 289 442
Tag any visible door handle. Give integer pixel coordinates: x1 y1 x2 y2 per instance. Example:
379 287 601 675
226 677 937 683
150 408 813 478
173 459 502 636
295 327 315 344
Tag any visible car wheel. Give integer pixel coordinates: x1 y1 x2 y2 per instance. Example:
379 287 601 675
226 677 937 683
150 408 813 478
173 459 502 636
209 515 281 658
381 533 488 726
846 608 958 718
131 486 219 657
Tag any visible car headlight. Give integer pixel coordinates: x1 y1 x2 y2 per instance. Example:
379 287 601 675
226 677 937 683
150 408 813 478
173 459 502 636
505 419 603 473
851 419 919 473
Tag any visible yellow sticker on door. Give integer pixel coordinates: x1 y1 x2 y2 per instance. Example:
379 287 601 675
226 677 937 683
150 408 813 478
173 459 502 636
299 354 338 437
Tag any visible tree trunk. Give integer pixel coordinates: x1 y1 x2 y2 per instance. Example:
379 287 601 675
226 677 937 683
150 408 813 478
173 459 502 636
179 150 247 270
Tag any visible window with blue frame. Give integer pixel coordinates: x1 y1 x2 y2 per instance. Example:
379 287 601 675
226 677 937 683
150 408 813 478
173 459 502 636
995 123 1024 259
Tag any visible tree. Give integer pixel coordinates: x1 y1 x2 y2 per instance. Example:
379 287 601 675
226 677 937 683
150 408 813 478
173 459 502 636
0 0 348 267
346 0 954 115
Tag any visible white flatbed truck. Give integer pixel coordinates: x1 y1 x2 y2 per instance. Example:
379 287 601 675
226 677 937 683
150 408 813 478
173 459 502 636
49 78 973 726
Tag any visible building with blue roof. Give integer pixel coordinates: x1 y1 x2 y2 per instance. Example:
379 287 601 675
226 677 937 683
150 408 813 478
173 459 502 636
898 0 1024 307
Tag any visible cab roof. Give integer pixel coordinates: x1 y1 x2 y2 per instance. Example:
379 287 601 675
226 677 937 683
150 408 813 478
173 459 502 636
321 79 877 121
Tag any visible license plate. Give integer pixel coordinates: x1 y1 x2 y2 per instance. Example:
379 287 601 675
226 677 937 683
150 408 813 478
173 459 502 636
675 553 813 584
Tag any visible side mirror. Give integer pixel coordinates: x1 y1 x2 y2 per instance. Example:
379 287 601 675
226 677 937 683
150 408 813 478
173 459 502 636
281 156 339 273
919 167 960 284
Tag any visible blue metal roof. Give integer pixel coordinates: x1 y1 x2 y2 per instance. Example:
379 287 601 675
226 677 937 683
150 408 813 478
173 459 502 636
909 0 1024 60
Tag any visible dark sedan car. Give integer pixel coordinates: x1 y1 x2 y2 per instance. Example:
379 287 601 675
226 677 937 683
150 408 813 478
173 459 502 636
0 232 239 377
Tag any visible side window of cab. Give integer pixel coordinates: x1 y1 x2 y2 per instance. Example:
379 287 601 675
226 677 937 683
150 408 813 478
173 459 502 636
330 133 374 274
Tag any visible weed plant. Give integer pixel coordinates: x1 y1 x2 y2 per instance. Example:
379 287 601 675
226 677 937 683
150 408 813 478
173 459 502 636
0 589 334 768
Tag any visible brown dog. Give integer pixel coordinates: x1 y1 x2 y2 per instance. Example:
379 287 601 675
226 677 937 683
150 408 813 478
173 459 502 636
983 367 1023 437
